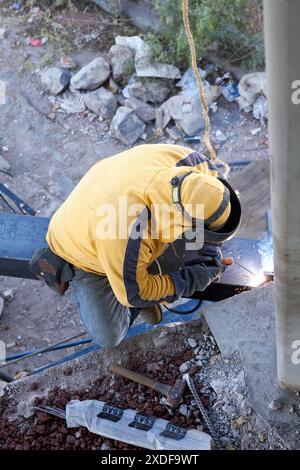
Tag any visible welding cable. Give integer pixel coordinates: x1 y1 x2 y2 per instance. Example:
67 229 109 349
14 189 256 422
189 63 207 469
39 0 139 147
154 259 203 315
0 332 87 369
4 337 93 362
164 300 203 315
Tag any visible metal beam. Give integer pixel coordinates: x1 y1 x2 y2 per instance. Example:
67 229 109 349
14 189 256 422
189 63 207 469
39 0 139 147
0 213 49 279
264 0 300 389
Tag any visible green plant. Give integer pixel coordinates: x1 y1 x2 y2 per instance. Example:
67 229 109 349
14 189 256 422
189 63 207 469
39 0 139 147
120 57 135 84
153 0 264 70
26 0 81 10
144 32 166 62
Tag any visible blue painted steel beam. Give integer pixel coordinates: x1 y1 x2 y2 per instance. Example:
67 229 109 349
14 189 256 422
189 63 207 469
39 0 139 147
0 213 49 279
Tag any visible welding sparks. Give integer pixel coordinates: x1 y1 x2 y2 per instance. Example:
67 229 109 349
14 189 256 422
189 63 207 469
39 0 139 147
250 272 267 287
234 261 268 287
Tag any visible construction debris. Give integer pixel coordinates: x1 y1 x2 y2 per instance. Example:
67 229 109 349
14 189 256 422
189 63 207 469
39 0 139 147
49 89 86 114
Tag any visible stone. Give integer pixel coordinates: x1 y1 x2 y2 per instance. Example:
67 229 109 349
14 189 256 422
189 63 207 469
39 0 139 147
238 72 267 110
179 404 191 418
215 129 227 143
177 96 206 136
0 383 5 398
41 67 71 95
157 94 205 136
196 358 203 368
0 27 8 40
125 97 155 123
166 126 182 142
0 297 4 319
1 287 15 302
179 361 191 375
110 106 146 145
115 35 181 80
268 399 283 411
17 400 35 419
0 155 11 173
253 95 268 124
127 76 172 104
187 338 197 348
232 416 248 429
108 77 120 94
85 87 117 119
108 44 135 83
136 62 181 80
101 442 112 450
1 288 14 302
60 56 77 69
71 57 110 91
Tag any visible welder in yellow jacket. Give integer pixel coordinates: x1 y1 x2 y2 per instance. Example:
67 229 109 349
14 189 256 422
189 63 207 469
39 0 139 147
46 144 241 348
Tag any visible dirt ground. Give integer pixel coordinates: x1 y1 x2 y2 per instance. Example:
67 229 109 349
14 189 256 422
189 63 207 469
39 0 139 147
0 4 269 379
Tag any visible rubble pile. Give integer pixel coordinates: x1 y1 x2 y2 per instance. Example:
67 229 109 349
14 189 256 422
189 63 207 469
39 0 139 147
40 35 268 146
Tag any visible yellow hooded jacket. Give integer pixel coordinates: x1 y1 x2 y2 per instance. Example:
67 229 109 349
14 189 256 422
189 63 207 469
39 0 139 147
46 144 229 308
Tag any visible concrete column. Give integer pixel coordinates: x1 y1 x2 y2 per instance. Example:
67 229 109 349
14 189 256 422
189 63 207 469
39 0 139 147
264 0 300 389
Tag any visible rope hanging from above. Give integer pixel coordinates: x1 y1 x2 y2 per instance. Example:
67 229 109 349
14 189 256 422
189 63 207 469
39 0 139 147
182 0 230 179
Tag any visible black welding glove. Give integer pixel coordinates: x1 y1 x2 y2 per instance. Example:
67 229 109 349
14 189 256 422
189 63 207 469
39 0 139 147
170 262 227 298
198 242 223 266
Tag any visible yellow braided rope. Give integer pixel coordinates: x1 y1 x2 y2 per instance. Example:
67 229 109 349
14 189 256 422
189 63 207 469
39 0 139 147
182 0 230 178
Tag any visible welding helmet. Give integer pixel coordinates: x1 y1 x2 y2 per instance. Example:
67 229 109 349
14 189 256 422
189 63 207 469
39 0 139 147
170 172 241 244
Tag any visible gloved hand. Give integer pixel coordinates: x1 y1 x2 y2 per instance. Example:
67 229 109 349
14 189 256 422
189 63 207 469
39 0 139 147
170 262 226 298
198 243 223 266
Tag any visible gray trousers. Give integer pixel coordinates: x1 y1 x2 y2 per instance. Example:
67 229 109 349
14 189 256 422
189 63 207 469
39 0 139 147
69 268 139 348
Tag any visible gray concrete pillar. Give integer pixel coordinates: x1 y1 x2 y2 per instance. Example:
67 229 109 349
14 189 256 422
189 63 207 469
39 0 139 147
264 0 300 389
